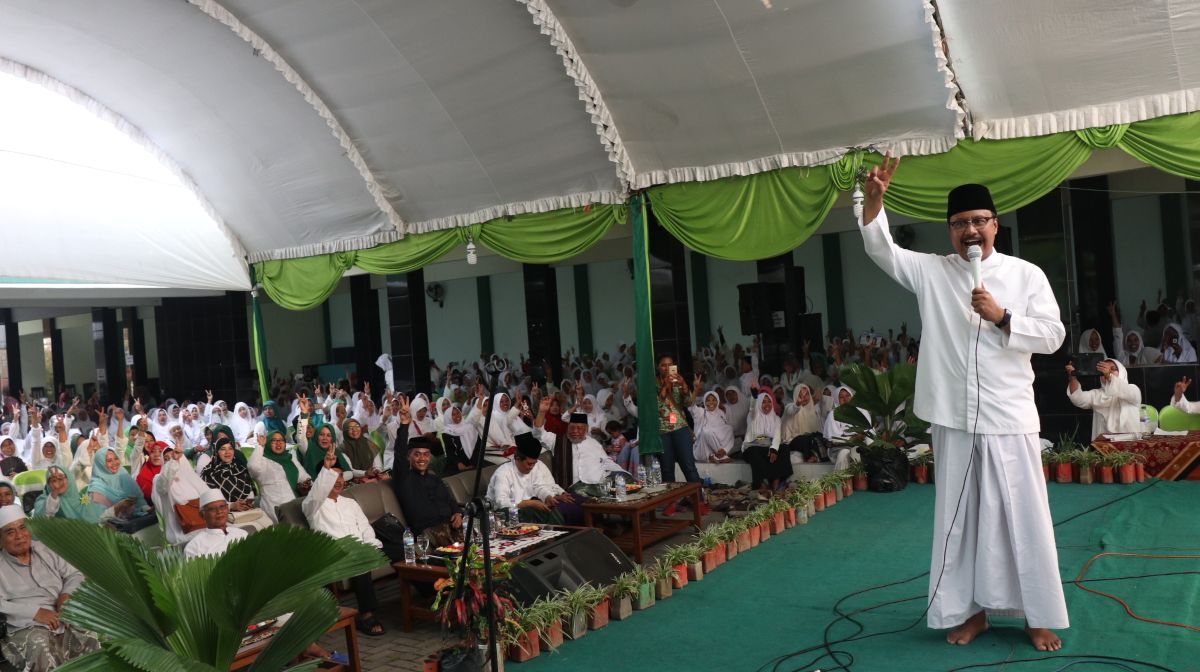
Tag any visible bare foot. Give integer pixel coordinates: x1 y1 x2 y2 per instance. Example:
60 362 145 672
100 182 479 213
946 611 989 645
1025 625 1062 651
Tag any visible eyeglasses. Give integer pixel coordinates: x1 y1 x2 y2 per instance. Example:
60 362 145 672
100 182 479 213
948 215 995 231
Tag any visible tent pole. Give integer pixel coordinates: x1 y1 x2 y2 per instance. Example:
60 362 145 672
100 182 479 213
631 193 662 459
248 265 271 405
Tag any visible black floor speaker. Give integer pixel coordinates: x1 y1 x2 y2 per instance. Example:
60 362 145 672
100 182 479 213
506 529 636 605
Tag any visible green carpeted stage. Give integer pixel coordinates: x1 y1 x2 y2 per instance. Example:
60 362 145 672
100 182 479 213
521 480 1200 672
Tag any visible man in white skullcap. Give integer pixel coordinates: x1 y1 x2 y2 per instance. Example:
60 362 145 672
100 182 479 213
183 488 249 559
0 504 99 670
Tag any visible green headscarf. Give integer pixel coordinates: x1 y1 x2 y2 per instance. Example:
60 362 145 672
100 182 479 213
261 430 302 496
339 419 378 473
34 465 101 523
302 424 350 478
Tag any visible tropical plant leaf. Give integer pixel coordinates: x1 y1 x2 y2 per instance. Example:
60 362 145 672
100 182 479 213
29 518 170 645
166 554 235 665
834 405 872 429
247 589 340 672
59 580 167 644
54 649 145 672
107 638 218 672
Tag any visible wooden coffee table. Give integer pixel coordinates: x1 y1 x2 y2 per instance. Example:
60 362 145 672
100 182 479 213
230 606 359 670
581 481 702 563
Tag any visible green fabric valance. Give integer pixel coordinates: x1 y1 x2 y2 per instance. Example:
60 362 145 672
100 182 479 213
257 204 624 310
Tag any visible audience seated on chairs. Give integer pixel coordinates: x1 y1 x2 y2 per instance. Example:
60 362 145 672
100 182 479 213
200 438 270 532
155 445 211 545
249 429 312 524
184 489 248 559
303 453 402 638
0 480 16 509
87 447 151 522
135 441 167 503
487 432 583 525
32 467 100 524
1066 359 1142 439
782 384 826 464
388 407 463 546
0 505 99 671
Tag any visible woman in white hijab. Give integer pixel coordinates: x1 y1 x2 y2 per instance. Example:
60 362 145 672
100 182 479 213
1066 359 1142 439
432 397 454 433
229 402 255 445
595 389 621 427
208 400 229 427
1112 327 1161 367
1160 322 1197 363
70 428 105 492
484 393 525 463
32 433 72 471
741 392 790 492
690 391 734 463
409 397 437 437
441 404 481 472
1077 328 1106 357
182 404 208 451
721 387 750 446
782 384 826 463
824 386 869 469
149 407 173 443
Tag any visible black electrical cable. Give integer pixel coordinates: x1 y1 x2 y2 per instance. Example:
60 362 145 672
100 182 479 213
946 654 1176 672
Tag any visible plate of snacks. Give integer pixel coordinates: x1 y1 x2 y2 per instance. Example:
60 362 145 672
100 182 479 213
435 542 465 555
497 524 541 538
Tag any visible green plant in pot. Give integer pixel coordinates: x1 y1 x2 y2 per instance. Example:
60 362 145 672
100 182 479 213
630 564 656 610
606 572 638 621
834 362 931 492
665 544 694 588
23 518 385 672
525 595 568 651
651 555 676 599
1073 447 1100 484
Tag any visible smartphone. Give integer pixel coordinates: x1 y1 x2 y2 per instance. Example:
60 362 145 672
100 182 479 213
668 365 678 377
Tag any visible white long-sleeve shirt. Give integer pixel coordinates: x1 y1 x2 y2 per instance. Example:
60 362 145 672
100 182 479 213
861 208 1065 434
1173 395 1200 414
303 467 381 548
1066 364 1142 439
248 441 311 524
486 461 563 510
184 526 249 559
532 427 622 484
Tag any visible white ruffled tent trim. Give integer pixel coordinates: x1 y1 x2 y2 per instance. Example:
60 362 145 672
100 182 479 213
974 88 1200 141
923 0 972 139
519 0 637 191
246 189 628 263
188 0 405 236
0 57 251 270
630 135 960 189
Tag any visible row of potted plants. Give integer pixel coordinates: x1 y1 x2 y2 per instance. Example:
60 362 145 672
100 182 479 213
1041 442 1145 484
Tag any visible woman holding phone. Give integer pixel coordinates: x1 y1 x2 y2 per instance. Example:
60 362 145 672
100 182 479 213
656 356 702 493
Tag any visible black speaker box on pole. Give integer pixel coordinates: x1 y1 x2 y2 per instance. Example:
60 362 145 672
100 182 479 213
505 529 637 606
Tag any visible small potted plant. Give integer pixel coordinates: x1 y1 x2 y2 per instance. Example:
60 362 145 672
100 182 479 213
606 573 637 621
665 545 692 589
580 584 610 631
848 461 870 492
840 469 854 497
631 565 656 610
560 587 592 639
716 519 740 560
768 498 787 534
1107 450 1137 484
500 612 540 664
683 543 705 582
1040 449 1053 481
431 545 516 671
812 480 826 512
756 508 772 542
651 555 676 600
525 596 566 652
1052 443 1075 483
1076 448 1101 484
696 527 722 573
909 452 933 484
1133 452 1147 482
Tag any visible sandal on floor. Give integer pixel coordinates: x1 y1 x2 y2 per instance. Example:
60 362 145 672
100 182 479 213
356 616 385 637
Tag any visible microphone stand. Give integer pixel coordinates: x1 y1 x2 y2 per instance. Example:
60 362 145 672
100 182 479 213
451 360 506 672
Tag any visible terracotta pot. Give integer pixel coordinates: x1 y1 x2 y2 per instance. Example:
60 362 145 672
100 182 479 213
823 490 836 507
564 612 587 640
749 525 761 546
834 484 844 502
1118 464 1136 484
609 596 632 621
913 465 929 484
785 508 797 528
655 578 673 600
423 654 440 672
714 541 726 565
1042 464 1051 481
759 521 771 541
1078 465 1094 485
541 621 563 650
806 500 816 517
842 480 853 497
1100 466 1114 484
772 511 786 534
726 539 739 560
507 630 540 663
737 531 751 553
588 599 610 630
672 563 689 589
687 561 704 582
1055 463 1073 483
634 583 655 610
1135 462 1146 482
813 495 826 512
702 548 717 573
853 473 870 491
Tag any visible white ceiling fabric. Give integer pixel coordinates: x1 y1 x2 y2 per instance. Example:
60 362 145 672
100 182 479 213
1 0 1199 290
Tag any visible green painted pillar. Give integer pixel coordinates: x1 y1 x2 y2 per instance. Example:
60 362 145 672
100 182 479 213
248 265 271 404
822 234 846 336
573 265 593 356
477 276 494 354
631 194 662 456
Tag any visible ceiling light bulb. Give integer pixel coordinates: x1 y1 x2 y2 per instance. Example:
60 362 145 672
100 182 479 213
466 240 477 265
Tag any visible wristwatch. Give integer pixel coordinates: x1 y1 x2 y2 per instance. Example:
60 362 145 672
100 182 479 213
994 309 1012 329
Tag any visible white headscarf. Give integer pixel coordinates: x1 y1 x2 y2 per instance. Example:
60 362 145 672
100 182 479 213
150 407 173 443
33 434 71 470
409 397 436 436
1078 328 1107 356
486 393 516 448
782 384 823 441
1067 359 1142 439
441 405 480 460
1160 322 1197 363
743 393 781 450
229 402 254 445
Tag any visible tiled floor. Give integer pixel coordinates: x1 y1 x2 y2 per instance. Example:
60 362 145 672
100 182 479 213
322 509 730 671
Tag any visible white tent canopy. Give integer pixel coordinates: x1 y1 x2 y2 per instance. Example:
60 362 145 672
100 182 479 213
2 0 1198 290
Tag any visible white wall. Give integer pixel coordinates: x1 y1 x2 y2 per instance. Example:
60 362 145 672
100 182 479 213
426 276 481 366
327 292 354 349
489 272 528 360
588 260 635 356
705 258 757 349
253 302 326 377
793 237 828 323
19 331 45 394
1111 195 1167 328
556 266 579 354
57 314 93 390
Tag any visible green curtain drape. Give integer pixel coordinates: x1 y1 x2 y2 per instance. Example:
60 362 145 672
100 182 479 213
630 194 662 457
256 204 624 310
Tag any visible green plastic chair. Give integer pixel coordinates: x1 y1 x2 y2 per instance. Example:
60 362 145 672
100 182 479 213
1156 405 1200 431
12 469 47 495
1141 405 1159 425
240 446 254 462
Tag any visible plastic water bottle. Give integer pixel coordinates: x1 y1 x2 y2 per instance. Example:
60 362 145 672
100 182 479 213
650 457 662 486
508 507 521 527
637 463 648 485
402 528 416 564
614 473 627 501
1139 408 1150 438
488 512 498 540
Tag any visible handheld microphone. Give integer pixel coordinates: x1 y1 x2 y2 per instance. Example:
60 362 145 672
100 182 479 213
967 245 983 289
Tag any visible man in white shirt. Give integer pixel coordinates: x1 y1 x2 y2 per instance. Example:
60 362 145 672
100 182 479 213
532 403 624 487
860 155 1067 652
487 432 581 525
303 452 401 637
184 489 249 559
1170 375 1200 412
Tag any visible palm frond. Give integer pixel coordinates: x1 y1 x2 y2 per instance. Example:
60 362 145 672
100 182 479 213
247 589 340 672
107 638 219 672
53 649 145 672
